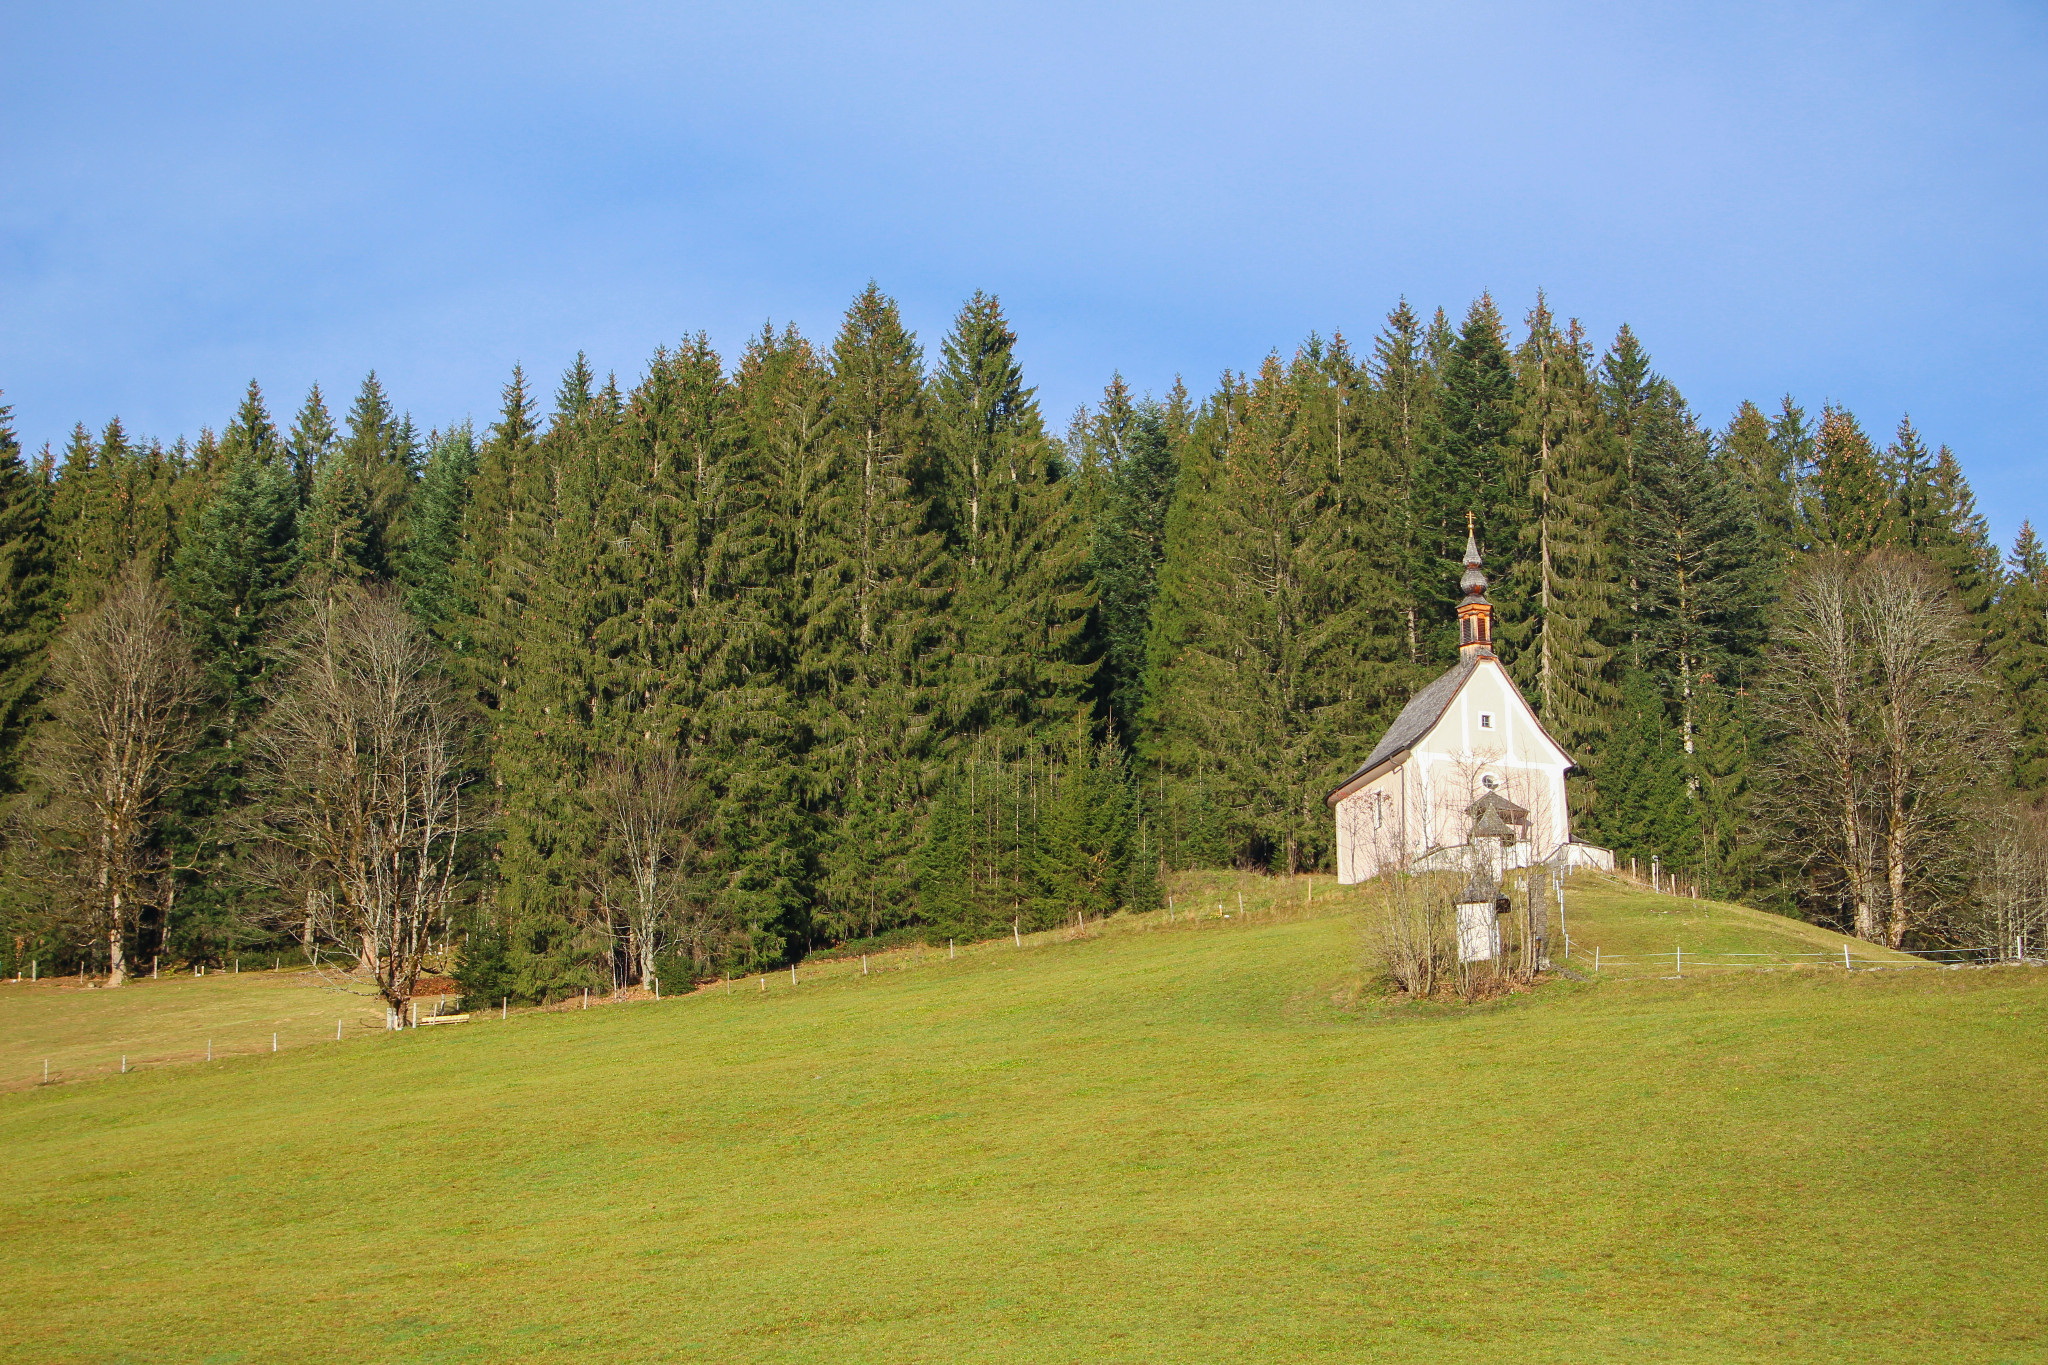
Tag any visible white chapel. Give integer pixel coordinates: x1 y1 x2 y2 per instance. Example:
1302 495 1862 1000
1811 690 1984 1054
1326 519 1614 884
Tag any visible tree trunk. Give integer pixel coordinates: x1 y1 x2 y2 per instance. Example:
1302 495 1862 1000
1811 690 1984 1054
1842 767 1878 941
1886 791 1911 948
107 920 126 987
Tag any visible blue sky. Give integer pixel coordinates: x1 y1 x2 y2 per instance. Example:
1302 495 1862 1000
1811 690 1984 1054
3 2 2043 546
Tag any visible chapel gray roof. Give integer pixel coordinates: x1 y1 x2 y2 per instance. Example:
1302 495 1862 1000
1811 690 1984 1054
1328 655 1478 797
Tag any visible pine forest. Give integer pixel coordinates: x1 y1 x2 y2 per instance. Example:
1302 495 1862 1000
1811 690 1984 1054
4 284 2044 1011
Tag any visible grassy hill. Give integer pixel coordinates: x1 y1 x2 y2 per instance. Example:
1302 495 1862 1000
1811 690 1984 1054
2 874 2043 1363
1545 870 1926 973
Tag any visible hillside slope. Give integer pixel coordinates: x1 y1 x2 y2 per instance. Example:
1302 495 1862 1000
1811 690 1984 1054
2 880 2043 1364
1546 871 1925 972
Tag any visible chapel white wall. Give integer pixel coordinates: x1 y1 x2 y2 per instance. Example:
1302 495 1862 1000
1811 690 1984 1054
1333 660 1571 884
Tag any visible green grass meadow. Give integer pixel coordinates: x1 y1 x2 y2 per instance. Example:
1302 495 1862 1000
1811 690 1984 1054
2 873 2042 1363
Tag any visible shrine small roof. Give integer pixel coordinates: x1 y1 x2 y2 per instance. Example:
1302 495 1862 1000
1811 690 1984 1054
1456 870 1501 906
1466 789 1530 821
1471 807 1516 841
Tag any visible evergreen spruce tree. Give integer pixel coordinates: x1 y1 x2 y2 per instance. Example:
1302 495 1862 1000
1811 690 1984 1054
1769 397 1816 546
47 419 181 617
1030 725 1144 925
1414 296 1518 659
641 333 803 969
285 383 336 502
1805 406 1897 554
299 372 415 583
1504 298 1614 762
1423 306 1456 372
173 381 301 723
0 394 55 790
1633 395 1768 748
1598 325 1661 455
1720 400 1798 566
400 424 478 626
444 367 542 714
1138 373 1240 868
1690 675 1756 895
440 366 544 1000
1140 343 1409 872
932 292 1092 750
160 382 300 961
1585 668 1693 870
807 284 950 941
298 452 377 584
728 323 835 960
1921 443 2000 628
489 359 632 1000
1079 377 1177 733
1989 523 2048 789
915 778 972 941
1886 415 1935 550
1596 324 1668 668
1366 300 1435 664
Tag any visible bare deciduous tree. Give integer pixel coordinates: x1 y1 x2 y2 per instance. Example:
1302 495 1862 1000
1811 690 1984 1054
1755 551 1998 945
585 750 708 990
1962 799 2048 958
1756 556 1875 935
1363 868 1457 998
1859 553 1996 945
26 569 205 986
247 588 470 1023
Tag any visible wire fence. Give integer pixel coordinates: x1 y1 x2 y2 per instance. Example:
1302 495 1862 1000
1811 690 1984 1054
1560 939 2024 977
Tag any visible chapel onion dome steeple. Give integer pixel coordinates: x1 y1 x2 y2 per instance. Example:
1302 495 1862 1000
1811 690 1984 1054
1461 525 1488 595
1456 511 1494 658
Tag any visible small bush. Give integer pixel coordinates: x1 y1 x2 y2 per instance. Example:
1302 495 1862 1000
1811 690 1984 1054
1361 872 1459 998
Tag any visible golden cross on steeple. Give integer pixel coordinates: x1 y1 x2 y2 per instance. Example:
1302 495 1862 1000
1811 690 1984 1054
1466 510 1475 536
